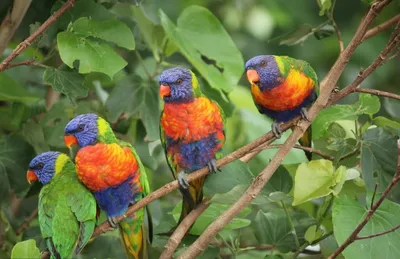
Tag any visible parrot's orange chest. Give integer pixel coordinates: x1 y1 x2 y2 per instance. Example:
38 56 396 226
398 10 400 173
161 97 224 143
75 143 138 192
251 69 315 111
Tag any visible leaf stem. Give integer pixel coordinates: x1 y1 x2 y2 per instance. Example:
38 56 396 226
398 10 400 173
281 201 300 249
217 233 236 257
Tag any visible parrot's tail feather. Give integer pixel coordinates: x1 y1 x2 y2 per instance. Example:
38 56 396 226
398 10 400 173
298 126 313 161
177 176 206 225
119 215 145 259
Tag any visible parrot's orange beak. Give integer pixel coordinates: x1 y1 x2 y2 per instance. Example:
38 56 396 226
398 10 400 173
64 135 78 148
246 69 260 85
26 170 38 184
160 84 171 98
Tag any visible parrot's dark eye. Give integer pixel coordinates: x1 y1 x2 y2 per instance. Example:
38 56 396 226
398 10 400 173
176 79 183 84
260 61 267 67
77 124 85 132
36 162 44 170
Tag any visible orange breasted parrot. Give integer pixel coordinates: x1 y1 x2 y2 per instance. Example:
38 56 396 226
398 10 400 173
245 55 319 160
27 151 97 259
64 114 152 259
158 67 226 224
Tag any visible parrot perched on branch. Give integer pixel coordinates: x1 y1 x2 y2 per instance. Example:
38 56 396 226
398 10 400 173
64 113 152 259
27 151 97 259
245 55 319 160
158 67 226 224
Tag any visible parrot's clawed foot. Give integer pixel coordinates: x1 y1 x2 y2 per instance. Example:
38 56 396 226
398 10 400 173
178 171 190 189
207 159 220 174
107 216 118 228
272 122 282 139
300 107 310 122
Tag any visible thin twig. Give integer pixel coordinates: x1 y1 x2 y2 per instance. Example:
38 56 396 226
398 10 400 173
327 0 344 52
363 14 400 41
282 201 300 249
3 59 35 69
262 144 335 160
353 87 400 100
179 1 394 257
0 0 76 72
15 208 38 236
160 198 211 259
356 224 400 240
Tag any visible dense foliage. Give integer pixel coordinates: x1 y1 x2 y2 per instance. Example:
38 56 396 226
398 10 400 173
0 0 399 258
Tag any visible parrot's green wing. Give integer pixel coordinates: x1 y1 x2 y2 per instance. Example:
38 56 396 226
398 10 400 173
283 56 319 95
39 167 96 258
159 115 179 178
118 140 153 245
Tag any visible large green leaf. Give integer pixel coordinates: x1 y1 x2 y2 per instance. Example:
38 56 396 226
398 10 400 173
252 209 316 253
20 121 49 154
171 201 251 235
0 136 35 204
361 128 399 200
160 6 244 92
313 94 380 139
43 68 87 102
293 160 346 205
11 240 41 259
57 31 127 79
72 17 135 50
106 76 159 140
333 195 400 259
0 73 39 104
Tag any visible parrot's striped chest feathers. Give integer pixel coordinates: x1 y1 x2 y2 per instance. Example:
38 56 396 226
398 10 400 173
251 69 315 111
161 97 224 142
75 143 140 192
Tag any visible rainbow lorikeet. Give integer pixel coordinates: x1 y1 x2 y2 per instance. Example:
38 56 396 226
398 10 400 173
64 114 152 259
27 151 97 259
245 55 319 160
158 67 226 224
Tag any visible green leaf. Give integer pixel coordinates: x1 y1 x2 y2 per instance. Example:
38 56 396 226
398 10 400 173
160 6 244 92
72 17 135 50
204 160 253 197
20 121 49 154
361 128 399 200
333 195 400 259
279 24 313 46
293 160 346 205
41 101 72 148
43 68 87 102
0 73 39 104
314 24 335 39
131 6 165 61
171 202 251 235
305 225 324 243
57 31 127 79
106 77 159 140
373 116 400 135
252 209 316 252
314 94 380 139
210 185 248 205
11 240 41 259
317 0 332 16
263 165 293 194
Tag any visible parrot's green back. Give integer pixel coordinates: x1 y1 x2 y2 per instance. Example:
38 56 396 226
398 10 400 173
39 157 97 259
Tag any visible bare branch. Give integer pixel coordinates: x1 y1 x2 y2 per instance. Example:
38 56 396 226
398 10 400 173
363 14 400 41
160 198 211 259
179 1 394 258
15 208 38 236
0 0 32 55
0 0 75 72
353 87 400 100
3 59 35 69
356 224 400 240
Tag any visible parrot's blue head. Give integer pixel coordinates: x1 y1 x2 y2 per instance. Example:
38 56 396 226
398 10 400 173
27 151 62 185
64 113 99 148
158 67 200 103
245 55 282 90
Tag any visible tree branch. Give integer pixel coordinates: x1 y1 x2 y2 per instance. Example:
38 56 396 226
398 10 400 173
356 224 400 240
363 14 400 41
0 0 75 72
160 198 211 259
178 1 393 258
353 87 400 100
15 208 38 236
0 0 32 55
